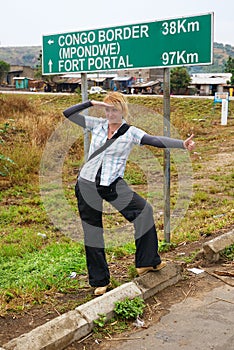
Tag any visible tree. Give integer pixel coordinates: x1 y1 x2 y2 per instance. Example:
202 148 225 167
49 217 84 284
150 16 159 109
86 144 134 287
170 67 191 94
224 56 234 84
0 61 10 84
34 50 54 88
34 50 43 79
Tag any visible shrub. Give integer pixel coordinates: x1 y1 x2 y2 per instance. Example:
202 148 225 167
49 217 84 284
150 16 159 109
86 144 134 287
114 297 145 320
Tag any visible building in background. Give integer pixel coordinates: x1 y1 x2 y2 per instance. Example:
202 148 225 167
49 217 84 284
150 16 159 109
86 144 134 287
13 77 32 89
190 73 232 96
3 65 233 96
7 65 35 86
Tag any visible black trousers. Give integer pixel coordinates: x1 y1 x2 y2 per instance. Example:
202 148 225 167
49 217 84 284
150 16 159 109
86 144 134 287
75 175 161 287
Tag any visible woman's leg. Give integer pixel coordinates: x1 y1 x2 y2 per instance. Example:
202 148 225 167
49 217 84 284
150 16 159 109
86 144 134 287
98 178 161 268
75 180 110 287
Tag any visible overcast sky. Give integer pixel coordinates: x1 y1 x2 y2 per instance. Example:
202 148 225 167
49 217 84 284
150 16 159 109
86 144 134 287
0 0 233 47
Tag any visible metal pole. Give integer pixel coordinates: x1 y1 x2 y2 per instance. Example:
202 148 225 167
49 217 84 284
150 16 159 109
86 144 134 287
163 68 171 243
81 73 90 161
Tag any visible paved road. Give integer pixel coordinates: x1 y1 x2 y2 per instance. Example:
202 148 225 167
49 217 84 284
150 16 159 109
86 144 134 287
108 284 234 350
1 90 234 101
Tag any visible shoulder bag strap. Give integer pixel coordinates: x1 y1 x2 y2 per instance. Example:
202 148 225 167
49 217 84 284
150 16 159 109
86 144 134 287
87 123 130 162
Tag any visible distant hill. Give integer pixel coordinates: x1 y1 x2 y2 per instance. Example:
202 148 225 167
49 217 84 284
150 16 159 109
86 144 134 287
189 42 234 74
0 42 233 73
0 46 41 68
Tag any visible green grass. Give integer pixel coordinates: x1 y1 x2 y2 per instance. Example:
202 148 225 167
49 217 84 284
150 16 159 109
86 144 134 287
0 243 87 292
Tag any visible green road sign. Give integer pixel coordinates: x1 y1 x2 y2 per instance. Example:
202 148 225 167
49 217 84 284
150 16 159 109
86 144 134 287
42 12 213 75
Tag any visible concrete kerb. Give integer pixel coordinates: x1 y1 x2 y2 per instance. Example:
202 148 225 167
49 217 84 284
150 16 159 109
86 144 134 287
3 310 89 350
2 262 182 350
135 262 183 300
76 281 142 327
202 229 234 262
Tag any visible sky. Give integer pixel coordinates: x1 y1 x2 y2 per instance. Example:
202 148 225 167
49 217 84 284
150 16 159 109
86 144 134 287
0 0 233 47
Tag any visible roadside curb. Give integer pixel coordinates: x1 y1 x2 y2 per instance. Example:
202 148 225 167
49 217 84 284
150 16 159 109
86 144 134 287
2 262 182 350
202 229 234 262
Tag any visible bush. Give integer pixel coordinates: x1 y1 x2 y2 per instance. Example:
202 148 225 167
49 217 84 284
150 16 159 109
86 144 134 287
114 297 145 320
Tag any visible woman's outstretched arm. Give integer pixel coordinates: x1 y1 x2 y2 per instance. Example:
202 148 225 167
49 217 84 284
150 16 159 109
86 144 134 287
141 133 195 150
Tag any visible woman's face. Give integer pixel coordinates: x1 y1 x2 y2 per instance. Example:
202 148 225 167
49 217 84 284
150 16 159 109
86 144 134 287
105 106 122 124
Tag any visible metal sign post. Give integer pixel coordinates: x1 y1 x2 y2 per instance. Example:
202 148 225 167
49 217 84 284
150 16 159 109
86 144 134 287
81 73 90 160
163 68 171 243
213 92 229 126
221 98 229 126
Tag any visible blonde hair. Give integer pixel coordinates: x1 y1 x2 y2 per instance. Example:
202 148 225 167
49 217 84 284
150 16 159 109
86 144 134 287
103 92 128 119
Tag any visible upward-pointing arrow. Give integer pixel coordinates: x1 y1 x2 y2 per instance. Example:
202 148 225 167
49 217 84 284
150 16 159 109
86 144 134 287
48 60 53 73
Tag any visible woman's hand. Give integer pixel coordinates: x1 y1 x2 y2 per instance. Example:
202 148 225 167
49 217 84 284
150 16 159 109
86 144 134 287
91 100 113 108
183 134 195 151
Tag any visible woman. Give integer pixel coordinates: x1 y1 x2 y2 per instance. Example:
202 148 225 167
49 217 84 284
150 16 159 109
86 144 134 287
63 92 195 296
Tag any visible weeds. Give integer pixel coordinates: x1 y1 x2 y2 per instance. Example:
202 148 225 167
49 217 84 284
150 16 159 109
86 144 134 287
114 297 145 320
93 314 107 328
92 297 145 338
0 120 15 176
221 244 234 261
93 316 129 338
159 240 177 252
127 265 138 279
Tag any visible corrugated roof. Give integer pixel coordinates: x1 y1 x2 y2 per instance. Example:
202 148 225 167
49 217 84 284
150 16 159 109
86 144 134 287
132 80 161 88
191 77 229 84
141 80 162 87
112 76 132 81
89 77 106 82
191 73 232 85
13 77 33 80
62 73 117 79
66 78 81 84
53 77 80 84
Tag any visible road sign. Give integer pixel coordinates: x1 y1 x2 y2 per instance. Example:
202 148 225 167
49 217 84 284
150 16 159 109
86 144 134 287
214 92 229 103
42 12 213 75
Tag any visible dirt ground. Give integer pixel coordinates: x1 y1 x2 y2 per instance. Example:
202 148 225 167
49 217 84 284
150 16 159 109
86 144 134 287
0 226 233 349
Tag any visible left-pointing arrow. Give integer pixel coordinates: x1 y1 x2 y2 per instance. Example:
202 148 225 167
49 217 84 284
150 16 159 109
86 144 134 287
48 39 54 45
48 59 53 73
